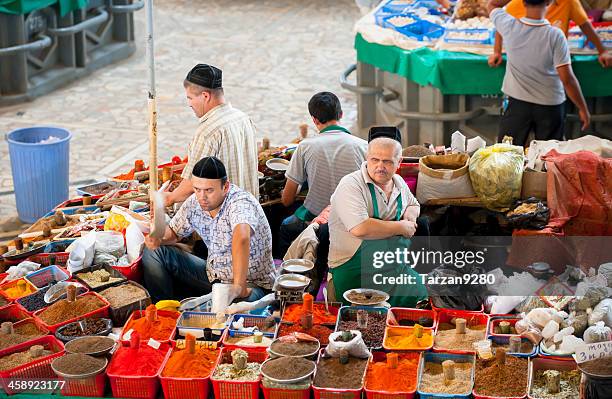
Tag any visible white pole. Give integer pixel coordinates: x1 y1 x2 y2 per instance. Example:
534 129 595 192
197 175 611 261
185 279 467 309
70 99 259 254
145 0 158 194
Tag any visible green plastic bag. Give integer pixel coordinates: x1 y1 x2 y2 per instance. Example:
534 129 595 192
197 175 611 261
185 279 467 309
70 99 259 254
469 143 524 211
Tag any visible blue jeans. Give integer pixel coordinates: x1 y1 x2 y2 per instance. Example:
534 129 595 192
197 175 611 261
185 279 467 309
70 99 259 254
278 214 309 258
142 246 268 303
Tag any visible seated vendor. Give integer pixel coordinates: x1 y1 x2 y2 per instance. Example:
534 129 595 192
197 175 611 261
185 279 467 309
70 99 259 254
327 127 428 307
142 156 276 303
279 92 367 256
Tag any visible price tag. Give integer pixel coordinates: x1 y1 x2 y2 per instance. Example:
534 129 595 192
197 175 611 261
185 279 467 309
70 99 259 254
573 341 612 364
122 329 134 341
148 338 161 350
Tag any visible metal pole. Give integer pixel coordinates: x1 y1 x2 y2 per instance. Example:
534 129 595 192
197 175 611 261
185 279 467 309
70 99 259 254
145 0 158 194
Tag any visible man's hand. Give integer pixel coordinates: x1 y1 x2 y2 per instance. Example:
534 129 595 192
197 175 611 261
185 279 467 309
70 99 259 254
144 234 162 251
238 286 252 299
579 107 591 131
488 52 503 68
598 50 612 68
163 192 174 208
397 220 417 238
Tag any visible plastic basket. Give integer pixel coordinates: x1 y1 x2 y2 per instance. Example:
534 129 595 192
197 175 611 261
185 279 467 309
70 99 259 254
42 205 100 218
417 352 475 399
383 325 434 351
43 239 75 254
281 301 341 326
17 285 88 315
112 255 143 282
55 317 113 343
33 292 110 333
0 278 37 300
121 308 179 343
390 18 444 42
0 290 11 310
228 314 278 337
9 317 50 340
568 34 586 50
0 304 31 323
107 343 171 399
176 311 229 343
222 328 275 351
537 341 574 361
54 194 104 210
26 252 70 267
387 307 437 330
364 351 420 399
73 264 127 292
488 335 536 358
433 309 489 354
24 265 70 289
0 335 65 394
335 306 388 349
430 299 484 313
211 347 267 399
312 348 369 399
527 357 577 399
102 281 151 327
443 28 492 45
407 0 444 14
488 318 520 337
261 383 312 399
159 345 220 399
59 371 107 397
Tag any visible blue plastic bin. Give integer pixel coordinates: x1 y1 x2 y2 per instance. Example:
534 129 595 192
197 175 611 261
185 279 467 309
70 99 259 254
6 126 72 223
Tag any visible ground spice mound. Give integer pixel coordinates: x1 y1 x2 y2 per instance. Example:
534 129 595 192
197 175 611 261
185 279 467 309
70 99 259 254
492 340 534 354
270 340 318 356
278 323 333 345
53 353 105 375
60 318 109 337
530 369 580 399
365 357 418 393
474 356 528 397
0 321 45 350
403 145 435 157
65 337 115 354
580 357 612 376
313 356 368 389
99 284 148 308
224 335 273 347
212 363 261 381
38 295 106 325
107 345 167 377
76 269 123 289
384 327 433 350
283 303 338 325
434 322 486 351
0 296 8 307
0 347 53 371
419 361 473 394
161 347 218 378
122 312 177 341
339 312 386 348
262 357 314 380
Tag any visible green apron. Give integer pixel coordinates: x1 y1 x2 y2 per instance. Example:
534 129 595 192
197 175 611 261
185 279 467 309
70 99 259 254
294 124 351 222
330 183 428 307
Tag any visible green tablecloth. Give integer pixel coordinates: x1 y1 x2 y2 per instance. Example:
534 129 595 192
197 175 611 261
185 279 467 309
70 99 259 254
0 0 87 16
355 33 612 97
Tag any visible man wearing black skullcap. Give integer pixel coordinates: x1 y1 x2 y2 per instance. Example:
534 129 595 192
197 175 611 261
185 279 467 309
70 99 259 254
164 63 259 207
143 156 275 302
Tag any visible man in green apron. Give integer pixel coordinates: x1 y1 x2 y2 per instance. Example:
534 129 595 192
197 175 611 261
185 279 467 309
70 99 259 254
327 128 428 306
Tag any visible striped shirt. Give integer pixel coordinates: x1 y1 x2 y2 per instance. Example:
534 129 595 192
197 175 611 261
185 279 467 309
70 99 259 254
286 130 368 217
181 103 259 197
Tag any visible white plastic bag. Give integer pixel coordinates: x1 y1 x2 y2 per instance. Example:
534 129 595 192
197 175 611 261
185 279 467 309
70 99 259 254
526 308 553 329
211 283 242 315
95 231 125 260
593 298 612 327
451 131 466 153
226 293 276 315
4 261 40 282
326 330 371 359
583 322 612 344
68 232 97 272
126 223 145 263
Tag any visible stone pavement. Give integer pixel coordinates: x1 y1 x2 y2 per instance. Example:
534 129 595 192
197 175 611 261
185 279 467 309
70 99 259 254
0 0 362 228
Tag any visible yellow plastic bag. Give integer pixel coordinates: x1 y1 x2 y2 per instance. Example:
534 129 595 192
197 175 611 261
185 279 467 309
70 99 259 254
469 143 524 211
104 212 130 233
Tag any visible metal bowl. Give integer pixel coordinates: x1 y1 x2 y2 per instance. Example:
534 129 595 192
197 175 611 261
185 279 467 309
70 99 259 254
2 242 47 261
343 288 390 306
64 336 116 356
275 274 311 291
260 357 316 384
266 158 290 172
269 337 320 359
52 355 108 380
281 259 314 274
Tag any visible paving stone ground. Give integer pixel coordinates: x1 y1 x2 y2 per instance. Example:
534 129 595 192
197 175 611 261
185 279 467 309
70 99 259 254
0 0 361 229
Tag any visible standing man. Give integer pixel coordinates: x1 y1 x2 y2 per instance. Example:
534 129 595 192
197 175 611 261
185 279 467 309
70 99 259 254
279 92 368 256
488 0 590 146
143 157 276 303
327 133 427 307
165 64 259 207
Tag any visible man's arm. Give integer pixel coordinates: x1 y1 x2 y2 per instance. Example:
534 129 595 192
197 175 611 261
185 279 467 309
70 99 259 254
144 226 179 250
579 22 612 68
350 219 406 240
232 224 252 298
489 32 504 67
402 204 420 223
557 64 590 130
165 179 193 206
487 0 512 15
281 179 300 207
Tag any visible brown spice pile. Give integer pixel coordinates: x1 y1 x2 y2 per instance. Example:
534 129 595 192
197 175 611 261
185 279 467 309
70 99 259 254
65 337 115 354
419 361 473 394
474 356 528 397
403 145 435 157
99 284 148 308
492 340 534 354
339 311 386 348
0 322 45 350
270 340 318 357
60 318 108 337
38 296 106 325
0 347 53 371
580 357 612 376
261 357 315 381
530 369 580 399
313 356 368 389
77 270 123 289
53 353 105 375
434 323 486 351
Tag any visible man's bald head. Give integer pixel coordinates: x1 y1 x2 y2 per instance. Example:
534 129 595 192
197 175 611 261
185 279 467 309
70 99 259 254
366 137 402 186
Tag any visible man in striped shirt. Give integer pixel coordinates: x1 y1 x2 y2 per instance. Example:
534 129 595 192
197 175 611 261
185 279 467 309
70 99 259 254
279 92 368 256
165 64 259 207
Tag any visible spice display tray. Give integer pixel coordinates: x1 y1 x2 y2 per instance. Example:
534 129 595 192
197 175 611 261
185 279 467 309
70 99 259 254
228 314 278 338
383 325 434 351
120 308 179 344
312 348 370 399
26 252 70 267
111 254 143 283
537 341 574 361
55 317 113 343
211 347 267 399
59 371 107 397
387 307 437 330
527 357 578 399
0 278 37 300
417 352 476 399
0 304 31 323
73 264 127 292
25 265 70 289
281 300 342 326
177 311 229 343
433 309 489 354
159 345 220 399
104 281 151 327
335 306 388 350
488 318 521 337
33 292 110 333
488 335 537 358
364 351 421 399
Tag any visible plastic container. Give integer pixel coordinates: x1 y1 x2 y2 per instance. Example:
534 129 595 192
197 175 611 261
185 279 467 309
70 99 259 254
6 126 72 223
281 300 342 326
537 341 574 361
568 34 586 50
25 265 70 289
0 290 11 309
159 345 220 399
211 347 267 399
433 309 489 354
389 18 444 42
120 308 179 343
335 306 388 349
488 335 537 358
387 307 437 330
102 281 151 327
0 278 37 300
383 325 434 351
112 255 143 282
55 318 113 343
177 312 228 343
312 348 369 399
430 299 484 313
73 264 127 292
0 335 65 394
488 318 521 337
364 351 421 399
228 314 278 338
417 352 475 399
34 292 111 333
42 205 100 218
43 239 75 253
0 303 31 323
527 357 578 399
54 194 105 210
261 383 312 399
443 28 492 45
75 181 122 197
26 252 70 267
59 372 107 397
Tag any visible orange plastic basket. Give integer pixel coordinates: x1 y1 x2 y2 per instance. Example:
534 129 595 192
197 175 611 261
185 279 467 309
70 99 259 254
120 308 179 344
261 383 312 399
387 307 437 330
364 351 421 399
159 343 220 399
0 303 31 323
312 349 369 399
211 347 267 399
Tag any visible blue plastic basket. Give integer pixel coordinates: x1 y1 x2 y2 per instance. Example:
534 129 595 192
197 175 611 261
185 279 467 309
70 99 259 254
407 0 444 15
177 311 229 342
443 28 492 45
568 34 586 50
228 314 277 338
24 265 70 289
42 205 100 218
43 239 76 254
386 17 445 41
488 335 537 358
418 352 476 399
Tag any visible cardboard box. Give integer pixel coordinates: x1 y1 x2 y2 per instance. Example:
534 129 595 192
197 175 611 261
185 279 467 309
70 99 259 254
521 169 547 200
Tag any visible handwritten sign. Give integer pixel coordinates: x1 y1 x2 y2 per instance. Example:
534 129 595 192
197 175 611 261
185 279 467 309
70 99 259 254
573 341 612 364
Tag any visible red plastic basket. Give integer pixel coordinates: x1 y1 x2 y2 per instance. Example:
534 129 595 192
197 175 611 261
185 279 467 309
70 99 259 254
433 309 490 354
0 304 31 323
488 318 521 337
120 308 179 344
8 317 50 344
383 325 434 351
211 347 267 399
159 345 220 399
33 292 110 333
112 255 143 282
59 371 107 397
312 349 368 399
430 299 484 313
27 252 70 267
108 343 171 399
0 335 65 395
0 289 12 310
0 278 37 300
364 351 421 399
54 194 105 210
261 384 311 399
387 307 437 330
